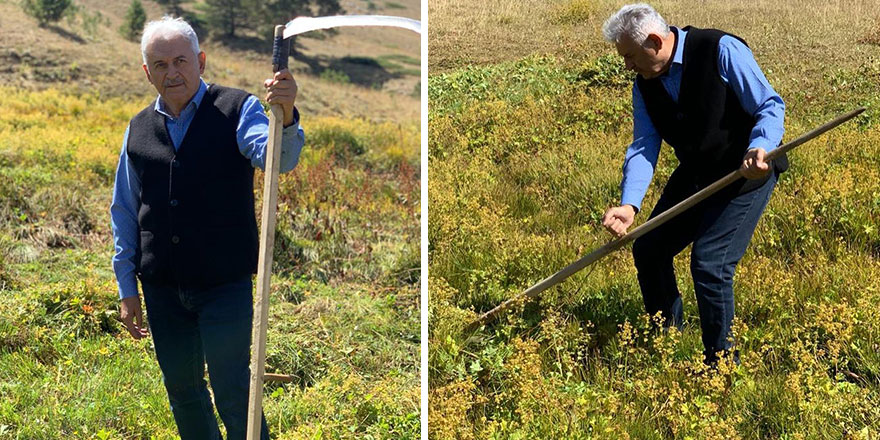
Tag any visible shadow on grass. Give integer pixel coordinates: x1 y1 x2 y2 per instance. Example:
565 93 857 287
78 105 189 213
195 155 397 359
209 32 406 88
295 53 401 89
213 34 270 53
44 24 86 44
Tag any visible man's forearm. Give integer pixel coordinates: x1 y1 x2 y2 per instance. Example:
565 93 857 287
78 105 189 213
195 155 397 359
622 83 662 212
110 127 142 300
747 97 785 153
620 141 658 213
717 36 785 153
238 97 305 173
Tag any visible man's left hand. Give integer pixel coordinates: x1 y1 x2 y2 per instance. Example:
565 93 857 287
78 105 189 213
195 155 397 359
740 148 771 179
264 69 297 127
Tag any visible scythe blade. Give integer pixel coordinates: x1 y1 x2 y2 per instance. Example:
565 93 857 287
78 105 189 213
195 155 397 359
282 14 422 38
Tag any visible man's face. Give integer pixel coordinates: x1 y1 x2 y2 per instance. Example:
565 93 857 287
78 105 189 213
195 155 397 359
615 33 668 79
142 33 206 112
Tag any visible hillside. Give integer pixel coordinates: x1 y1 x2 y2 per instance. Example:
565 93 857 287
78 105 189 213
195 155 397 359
428 0 880 438
0 0 421 438
0 0 420 121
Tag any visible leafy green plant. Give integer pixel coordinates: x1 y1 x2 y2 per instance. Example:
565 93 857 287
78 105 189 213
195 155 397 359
21 0 72 25
319 68 351 84
119 0 146 42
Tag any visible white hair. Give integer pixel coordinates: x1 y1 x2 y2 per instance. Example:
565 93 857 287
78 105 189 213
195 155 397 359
602 3 670 44
141 16 200 64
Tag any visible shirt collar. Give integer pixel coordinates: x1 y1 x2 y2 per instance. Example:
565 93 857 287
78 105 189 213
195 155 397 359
154 79 209 118
671 26 686 65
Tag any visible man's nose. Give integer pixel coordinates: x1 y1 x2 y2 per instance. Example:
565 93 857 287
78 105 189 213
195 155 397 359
166 64 181 78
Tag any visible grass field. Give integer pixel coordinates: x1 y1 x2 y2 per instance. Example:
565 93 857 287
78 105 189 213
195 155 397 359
0 85 420 438
0 0 421 438
428 0 880 438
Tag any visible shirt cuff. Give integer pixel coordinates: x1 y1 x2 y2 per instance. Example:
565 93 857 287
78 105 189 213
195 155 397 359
283 107 300 129
117 275 139 300
748 138 775 154
620 194 643 213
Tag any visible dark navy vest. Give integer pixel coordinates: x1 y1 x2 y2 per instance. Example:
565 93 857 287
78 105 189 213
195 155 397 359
127 85 259 288
636 26 787 194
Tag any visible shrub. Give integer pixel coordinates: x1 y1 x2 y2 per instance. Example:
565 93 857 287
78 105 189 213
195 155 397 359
551 0 598 25
21 0 73 25
119 0 146 42
319 68 351 85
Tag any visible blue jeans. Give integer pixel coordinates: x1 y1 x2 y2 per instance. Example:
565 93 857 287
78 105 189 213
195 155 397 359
632 168 777 364
142 276 270 440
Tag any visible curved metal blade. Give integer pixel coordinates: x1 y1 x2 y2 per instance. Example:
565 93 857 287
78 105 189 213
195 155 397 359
282 15 421 38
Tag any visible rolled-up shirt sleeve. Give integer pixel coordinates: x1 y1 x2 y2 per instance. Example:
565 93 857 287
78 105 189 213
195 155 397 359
236 95 305 173
620 81 662 213
110 124 142 300
717 35 785 153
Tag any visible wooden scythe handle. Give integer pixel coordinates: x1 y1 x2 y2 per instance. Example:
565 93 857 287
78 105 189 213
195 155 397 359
463 107 866 334
246 24 288 440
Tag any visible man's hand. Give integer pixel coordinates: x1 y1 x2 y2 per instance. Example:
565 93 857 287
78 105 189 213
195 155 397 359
120 296 149 340
264 69 298 127
602 205 636 237
740 148 771 179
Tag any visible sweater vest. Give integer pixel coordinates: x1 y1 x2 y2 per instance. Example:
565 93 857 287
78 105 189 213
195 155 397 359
636 27 787 194
126 85 259 288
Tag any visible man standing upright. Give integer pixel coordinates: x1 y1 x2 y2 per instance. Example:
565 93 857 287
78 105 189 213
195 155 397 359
110 16 304 439
599 4 786 365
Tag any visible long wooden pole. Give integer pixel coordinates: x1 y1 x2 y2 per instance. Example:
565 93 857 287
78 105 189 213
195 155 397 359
246 24 290 440
464 107 865 334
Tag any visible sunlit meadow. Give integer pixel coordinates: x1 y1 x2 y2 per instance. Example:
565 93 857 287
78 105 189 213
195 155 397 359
428 0 880 438
0 87 420 439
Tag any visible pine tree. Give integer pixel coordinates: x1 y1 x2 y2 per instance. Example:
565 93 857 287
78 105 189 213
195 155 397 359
201 0 252 38
119 0 147 42
22 0 72 25
200 0 344 40
154 0 190 17
256 0 343 41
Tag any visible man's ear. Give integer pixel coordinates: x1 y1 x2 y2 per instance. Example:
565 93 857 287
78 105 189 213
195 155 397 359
198 51 206 75
142 64 152 83
645 33 663 52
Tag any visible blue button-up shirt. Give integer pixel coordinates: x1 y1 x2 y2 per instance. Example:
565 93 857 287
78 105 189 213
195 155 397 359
621 27 785 211
110 79 305 299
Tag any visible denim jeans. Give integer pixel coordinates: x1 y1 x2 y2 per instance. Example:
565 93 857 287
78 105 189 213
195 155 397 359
632 168 777 364
142 276 270 440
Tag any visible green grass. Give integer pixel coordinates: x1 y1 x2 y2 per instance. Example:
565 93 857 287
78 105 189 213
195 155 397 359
384 1 406 10
374 55 422 77
428 3 880 438
0 87 420 439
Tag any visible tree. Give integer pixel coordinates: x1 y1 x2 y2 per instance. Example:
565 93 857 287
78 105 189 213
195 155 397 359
314 0 340 16
201 0 343 40
201 0 254 38
119 0 146 42
255 0 343 41
22 0 73 26
154 0 189 17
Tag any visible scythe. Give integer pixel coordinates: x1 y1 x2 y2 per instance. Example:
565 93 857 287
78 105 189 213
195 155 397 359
463 107 865 334
246 15 420 440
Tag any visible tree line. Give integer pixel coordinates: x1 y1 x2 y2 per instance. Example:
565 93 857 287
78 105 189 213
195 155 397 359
23 0 342 41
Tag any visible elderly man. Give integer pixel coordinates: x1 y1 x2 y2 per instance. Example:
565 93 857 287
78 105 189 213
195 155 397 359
110 16 303 439
599 4 786 366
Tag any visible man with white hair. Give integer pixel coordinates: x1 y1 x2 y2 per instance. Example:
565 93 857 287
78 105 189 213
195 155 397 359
110 16 303 439
599 4 786 366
